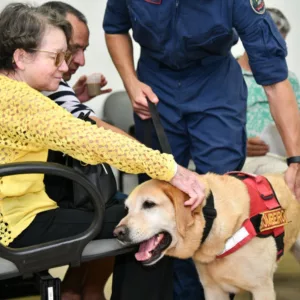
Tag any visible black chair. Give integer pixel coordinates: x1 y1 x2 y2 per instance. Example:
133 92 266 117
0 162 134 299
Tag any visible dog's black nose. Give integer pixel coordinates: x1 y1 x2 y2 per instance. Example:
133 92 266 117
113 225 129 242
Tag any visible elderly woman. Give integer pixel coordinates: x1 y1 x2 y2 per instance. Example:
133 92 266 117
239 8 300 174
0 3 204 300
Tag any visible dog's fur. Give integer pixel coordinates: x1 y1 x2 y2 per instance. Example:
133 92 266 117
114 173 300 300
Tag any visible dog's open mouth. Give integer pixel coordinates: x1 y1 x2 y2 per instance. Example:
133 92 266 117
135 232 172 265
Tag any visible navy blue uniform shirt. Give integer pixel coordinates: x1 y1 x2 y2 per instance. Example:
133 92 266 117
103 0 288 85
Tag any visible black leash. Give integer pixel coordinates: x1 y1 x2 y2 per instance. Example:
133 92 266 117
146 100 172 154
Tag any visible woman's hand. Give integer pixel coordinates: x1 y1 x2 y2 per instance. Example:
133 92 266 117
170 165 205 211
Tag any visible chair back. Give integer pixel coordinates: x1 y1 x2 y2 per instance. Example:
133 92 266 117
103 91 134 133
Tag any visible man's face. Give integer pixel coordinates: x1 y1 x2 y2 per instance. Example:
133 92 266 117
63 13 89 81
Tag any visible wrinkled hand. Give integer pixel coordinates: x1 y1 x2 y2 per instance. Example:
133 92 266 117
170 165 205 211
247 137 269 157
73 74 112 103
126 78 158 120
285 163 300 202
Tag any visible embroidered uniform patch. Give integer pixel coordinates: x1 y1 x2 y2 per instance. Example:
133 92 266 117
260 208 288 232
250 0 266 15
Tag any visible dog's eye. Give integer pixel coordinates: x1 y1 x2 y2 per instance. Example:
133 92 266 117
143 200 156 209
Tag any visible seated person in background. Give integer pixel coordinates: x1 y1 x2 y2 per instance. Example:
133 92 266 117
0 3 204 300
41 2 117 129
239 7 300 174
40 2 132 299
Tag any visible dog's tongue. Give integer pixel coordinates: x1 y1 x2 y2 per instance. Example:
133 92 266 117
135 234 164 261
135 236 156 261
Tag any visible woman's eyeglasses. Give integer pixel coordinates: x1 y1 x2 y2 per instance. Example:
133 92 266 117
30 49 73 67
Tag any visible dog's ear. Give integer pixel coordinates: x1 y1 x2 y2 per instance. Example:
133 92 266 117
163 183 195 238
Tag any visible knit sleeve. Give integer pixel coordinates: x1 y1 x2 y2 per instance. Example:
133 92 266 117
0 77 176 181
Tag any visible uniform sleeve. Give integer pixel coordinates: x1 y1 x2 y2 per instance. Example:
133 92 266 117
103 0 131 34
1 82 176 182
232 0 288 85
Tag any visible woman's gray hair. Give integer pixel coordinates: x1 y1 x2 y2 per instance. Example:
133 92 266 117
267 8 291 36
0 2 72 71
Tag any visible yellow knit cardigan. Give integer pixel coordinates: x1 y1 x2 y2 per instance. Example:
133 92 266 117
0 75 176 246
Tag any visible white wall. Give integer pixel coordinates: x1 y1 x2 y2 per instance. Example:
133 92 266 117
1 0 300 115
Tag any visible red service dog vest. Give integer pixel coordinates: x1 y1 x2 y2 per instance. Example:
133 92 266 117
217 172 287 260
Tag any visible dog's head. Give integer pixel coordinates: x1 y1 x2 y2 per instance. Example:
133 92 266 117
113 179 204 266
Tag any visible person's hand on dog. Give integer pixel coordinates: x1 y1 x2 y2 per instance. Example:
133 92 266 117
73 74 112 103
247 137 269 157
170 165 205 211
125 78 158 120
285 163 300 202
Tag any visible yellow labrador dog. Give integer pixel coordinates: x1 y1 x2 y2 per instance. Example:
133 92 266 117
114 173 300 300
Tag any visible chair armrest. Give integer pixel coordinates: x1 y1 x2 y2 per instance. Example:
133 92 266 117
0 162 105 276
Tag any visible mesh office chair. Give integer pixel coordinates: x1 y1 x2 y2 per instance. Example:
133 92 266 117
0 162 134 299
103 91 135 191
